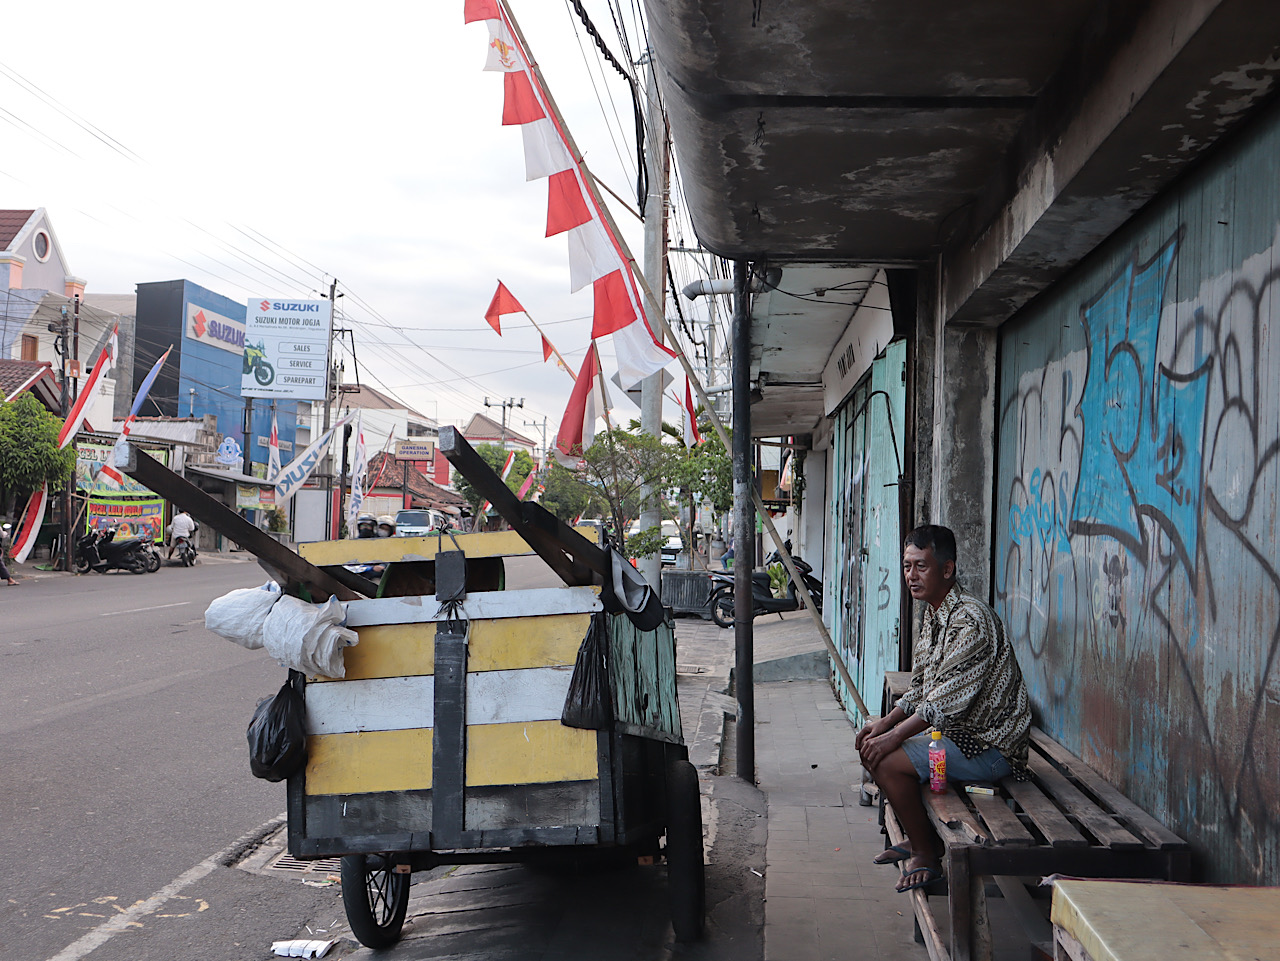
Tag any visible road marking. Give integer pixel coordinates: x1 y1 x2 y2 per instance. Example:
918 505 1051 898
44 814 284 961
99 602 190 616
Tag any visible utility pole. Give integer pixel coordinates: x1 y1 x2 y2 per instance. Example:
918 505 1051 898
637 50 669 590
50 307 72 571
732 260 755 781
322 279 339 537
484 397 523 448
523 417 549 462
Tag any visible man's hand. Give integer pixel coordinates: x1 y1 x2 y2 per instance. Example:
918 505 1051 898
858 727 906 770
854 715 893 752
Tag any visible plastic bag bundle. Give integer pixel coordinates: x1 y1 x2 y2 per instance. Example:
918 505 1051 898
561 611 613 730
205 582 282 650
261 595 359 679
247 678 307 781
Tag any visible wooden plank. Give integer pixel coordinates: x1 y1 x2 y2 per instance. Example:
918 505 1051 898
465 720 598 787
1001 778 1089 848
1029 729 1187 849
305 728 434 795
466 667 574 725
467 612 591 672
947 844 979 961
993 876 1052 950
884 670 913 700
297 526 601 566
884 802 950 961
306 675 435 734
431 628 468 847
319 623 435 681
343 586 602 627
925 786 989 844
1027 755 1145 850
969 793 1035 845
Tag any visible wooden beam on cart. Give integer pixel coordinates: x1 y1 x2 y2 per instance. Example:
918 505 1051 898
438 427 609 587
116 443 366 601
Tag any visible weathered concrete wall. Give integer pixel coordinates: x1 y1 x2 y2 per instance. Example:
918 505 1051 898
993 104 1280 883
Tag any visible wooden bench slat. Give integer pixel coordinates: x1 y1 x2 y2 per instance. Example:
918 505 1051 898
925 786 989 845
1028 729 1187 849
1000 777 1089 848
968 793 1035 845
1026 754 1145 850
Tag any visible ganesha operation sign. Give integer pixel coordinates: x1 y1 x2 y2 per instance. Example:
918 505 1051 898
241 297 332 400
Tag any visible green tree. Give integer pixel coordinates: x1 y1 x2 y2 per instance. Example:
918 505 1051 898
0 394 76 519
539 460 598 523
451 443 534 512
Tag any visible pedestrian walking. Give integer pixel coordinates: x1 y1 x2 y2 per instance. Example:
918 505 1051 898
1 522 18 586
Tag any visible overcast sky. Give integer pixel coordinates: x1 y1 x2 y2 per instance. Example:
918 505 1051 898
1 1 724 442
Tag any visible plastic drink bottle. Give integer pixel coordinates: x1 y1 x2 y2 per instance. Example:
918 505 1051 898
928 731 947 793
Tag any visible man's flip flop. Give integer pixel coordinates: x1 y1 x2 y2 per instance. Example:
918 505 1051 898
872 843 911 865
896 865 944 893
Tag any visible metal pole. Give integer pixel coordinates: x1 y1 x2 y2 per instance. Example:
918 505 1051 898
732 260 755 782
242 398 253 477
637 52 668 591
57 308 71 571
322 279 337 537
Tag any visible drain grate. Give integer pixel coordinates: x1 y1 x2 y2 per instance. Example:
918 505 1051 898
269 852 343 876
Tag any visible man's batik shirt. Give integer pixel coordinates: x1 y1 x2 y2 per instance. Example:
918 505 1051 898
897 583 1032 777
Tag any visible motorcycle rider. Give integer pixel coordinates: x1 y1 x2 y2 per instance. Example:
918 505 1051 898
355 513 377 538
376 515 396 538
167 508 198 560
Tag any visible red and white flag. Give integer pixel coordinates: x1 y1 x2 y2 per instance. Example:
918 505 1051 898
554 346 611 466
484 280 525 335
682 377 703 447
464 0 675 388
12 325 118 564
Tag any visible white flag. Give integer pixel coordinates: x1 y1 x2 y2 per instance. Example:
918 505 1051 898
273 414 352 504
268 411 282 481
346 413 368 536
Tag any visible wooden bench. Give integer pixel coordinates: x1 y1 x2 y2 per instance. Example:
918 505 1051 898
875 675 1192 961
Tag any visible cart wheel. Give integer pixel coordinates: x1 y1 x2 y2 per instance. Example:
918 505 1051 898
709 586 735 629
341 853 409 949
665 758 705 941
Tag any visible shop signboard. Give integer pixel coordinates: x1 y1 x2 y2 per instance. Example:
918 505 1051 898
394 439 436 464
186 302 246 356
86 497 166 538
236 484 277 511
241 297 332 400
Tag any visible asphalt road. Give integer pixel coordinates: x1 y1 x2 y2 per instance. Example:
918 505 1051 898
0 551 567 961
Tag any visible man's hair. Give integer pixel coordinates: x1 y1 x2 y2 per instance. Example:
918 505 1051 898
904 524 957 570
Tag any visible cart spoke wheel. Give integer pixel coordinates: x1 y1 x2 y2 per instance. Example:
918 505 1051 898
665 757 706 941
710 587 735 629
341 853 409 948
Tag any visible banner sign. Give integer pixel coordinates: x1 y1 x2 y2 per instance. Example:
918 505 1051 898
236 484 277 511
273 413 351 504
241 297 332 400
86 497 165 538
77 444 167 494
186 302 246 356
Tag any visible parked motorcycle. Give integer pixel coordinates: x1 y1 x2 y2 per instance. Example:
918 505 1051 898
708 542 823 629
75 527 151 575
138 531 163 573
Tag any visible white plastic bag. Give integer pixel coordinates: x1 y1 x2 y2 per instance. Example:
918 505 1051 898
261 595 358 679
204 583 282 650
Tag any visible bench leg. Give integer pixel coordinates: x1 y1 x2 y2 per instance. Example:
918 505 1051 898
947 845 991 961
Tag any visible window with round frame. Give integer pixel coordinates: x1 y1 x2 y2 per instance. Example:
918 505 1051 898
33 230 51 263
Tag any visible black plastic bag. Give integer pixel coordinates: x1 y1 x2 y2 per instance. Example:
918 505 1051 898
561 612 613 730
247 676 307 781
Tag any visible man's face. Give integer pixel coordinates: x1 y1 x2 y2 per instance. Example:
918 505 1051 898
902 544 954 609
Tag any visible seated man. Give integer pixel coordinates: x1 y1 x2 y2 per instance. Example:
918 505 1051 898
855 524 1031 893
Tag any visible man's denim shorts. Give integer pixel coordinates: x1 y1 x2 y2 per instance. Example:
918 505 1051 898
901 733 1012 785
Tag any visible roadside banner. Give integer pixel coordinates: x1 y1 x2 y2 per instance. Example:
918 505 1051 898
242 298 332 400
86 497 165 538
346 412 368 535
273 414 352 504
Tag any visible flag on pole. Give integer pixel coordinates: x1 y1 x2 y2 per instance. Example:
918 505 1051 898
465 2 675 388
541 334 554 362
484 280 526 335
274 414 352 504
554 345 610 466
268 411 282 481
516 469 536 500
682 377 703 447
100 344 172 487
346 413 368 536
12 326 118 563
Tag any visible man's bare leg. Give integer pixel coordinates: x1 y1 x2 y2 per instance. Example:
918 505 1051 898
866 748 942 890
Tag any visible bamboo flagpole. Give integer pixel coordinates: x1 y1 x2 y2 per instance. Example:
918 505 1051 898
492 1 870 716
